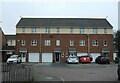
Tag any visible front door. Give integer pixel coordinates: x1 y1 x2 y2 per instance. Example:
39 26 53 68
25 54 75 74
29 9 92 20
21 52 26 62
55 52 60 62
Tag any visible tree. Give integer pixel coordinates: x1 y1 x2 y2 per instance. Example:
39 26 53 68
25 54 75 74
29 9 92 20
115 30 120 58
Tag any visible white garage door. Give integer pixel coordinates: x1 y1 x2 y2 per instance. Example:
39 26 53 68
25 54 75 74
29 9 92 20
42 53 53 62
29 53 39 62
77 53 87 57
90 53 101 62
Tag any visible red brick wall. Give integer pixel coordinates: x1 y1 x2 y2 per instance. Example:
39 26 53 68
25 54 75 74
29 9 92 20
16 34 113 61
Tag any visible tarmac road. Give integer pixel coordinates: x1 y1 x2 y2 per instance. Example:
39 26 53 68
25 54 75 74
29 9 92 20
32 63 118 81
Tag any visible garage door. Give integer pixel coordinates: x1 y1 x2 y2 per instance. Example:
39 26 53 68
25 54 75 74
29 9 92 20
42 53 53 62
77 53 87 57
90 53 101 62
29 53 39 62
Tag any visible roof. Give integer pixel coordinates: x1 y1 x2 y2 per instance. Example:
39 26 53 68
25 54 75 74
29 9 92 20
16 18 113 28
5 35 15 40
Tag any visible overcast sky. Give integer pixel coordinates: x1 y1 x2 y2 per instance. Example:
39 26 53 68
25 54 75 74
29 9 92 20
0 0 119 34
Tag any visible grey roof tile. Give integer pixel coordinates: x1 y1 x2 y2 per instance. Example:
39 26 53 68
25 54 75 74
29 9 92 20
16 18 113 28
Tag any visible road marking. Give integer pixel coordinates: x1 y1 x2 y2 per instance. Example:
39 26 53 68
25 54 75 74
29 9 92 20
46 76 53 80
61 78 65 82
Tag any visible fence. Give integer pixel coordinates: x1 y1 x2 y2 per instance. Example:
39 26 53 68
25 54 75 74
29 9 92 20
2 63 33 82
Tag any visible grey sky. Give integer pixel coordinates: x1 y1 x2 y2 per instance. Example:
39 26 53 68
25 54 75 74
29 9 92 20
0 0 119 34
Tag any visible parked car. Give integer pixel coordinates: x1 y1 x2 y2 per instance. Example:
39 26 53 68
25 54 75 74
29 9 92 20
79 55 92 63
117 62 120 80
67 55 79 64
95 56 110 64
7 55 21 64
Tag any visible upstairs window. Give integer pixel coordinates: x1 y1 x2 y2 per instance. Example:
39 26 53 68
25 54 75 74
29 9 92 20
103 40 108 46
57 27 60 33
22 27 25 33
70 40 74 46
93 28 98 34
31 40 37 46
79 40 85 46
70 27 73 34
45 27 50 33
32 27 36 33
56 40 60 46
92 40 98 46
80 28 84 34
21 40 26 46
45 40 51 46
104 28 107 34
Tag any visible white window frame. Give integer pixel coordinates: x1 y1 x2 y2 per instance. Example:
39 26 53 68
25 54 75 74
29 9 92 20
45 40 51 46
32 27 36 33
22 27 25 33
70 40 74 46
104 28 107 34
80 28 84 34
92 40 98 46
56 40 60 46
79 40 85 46
21 40 26 46
93 28 98 34
31 40 37 46
57 27 60 33
103 40 108 46
45 27 50 33
70 27 73 34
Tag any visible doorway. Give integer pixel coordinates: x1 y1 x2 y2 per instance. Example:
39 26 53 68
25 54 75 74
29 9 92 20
55 52 60 62
102 52 109 57
21 52 26 62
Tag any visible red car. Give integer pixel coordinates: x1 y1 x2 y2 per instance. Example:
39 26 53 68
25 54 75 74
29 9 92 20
79 55 92 63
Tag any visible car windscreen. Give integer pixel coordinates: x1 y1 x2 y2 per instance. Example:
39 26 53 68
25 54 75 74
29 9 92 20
69 57 77 58
9 57 17 59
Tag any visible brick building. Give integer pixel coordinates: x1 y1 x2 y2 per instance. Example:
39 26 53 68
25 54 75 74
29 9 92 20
0 28 7 62
16 18 113 62
3 35 16 58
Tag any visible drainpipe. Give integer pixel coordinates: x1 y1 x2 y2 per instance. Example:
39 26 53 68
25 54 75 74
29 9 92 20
87 34 90 56
39 32 41 63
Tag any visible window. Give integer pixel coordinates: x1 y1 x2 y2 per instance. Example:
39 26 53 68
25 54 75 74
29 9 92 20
56 40 60 46
70 40 74 46
57 27 60 33
45 27 50 33
79 40 85 46
45 40 51 46
31 40 37 46
92 40 98 46
21 40 26 46
32 27 36 33
93 28 98 34
10 40 12 45
22 27 25 33
103 40 108 46
104 28 107 34
80 28 84 34
70 27 73 34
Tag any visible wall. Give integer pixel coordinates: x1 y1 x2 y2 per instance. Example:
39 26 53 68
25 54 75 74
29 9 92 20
16 33 113 61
